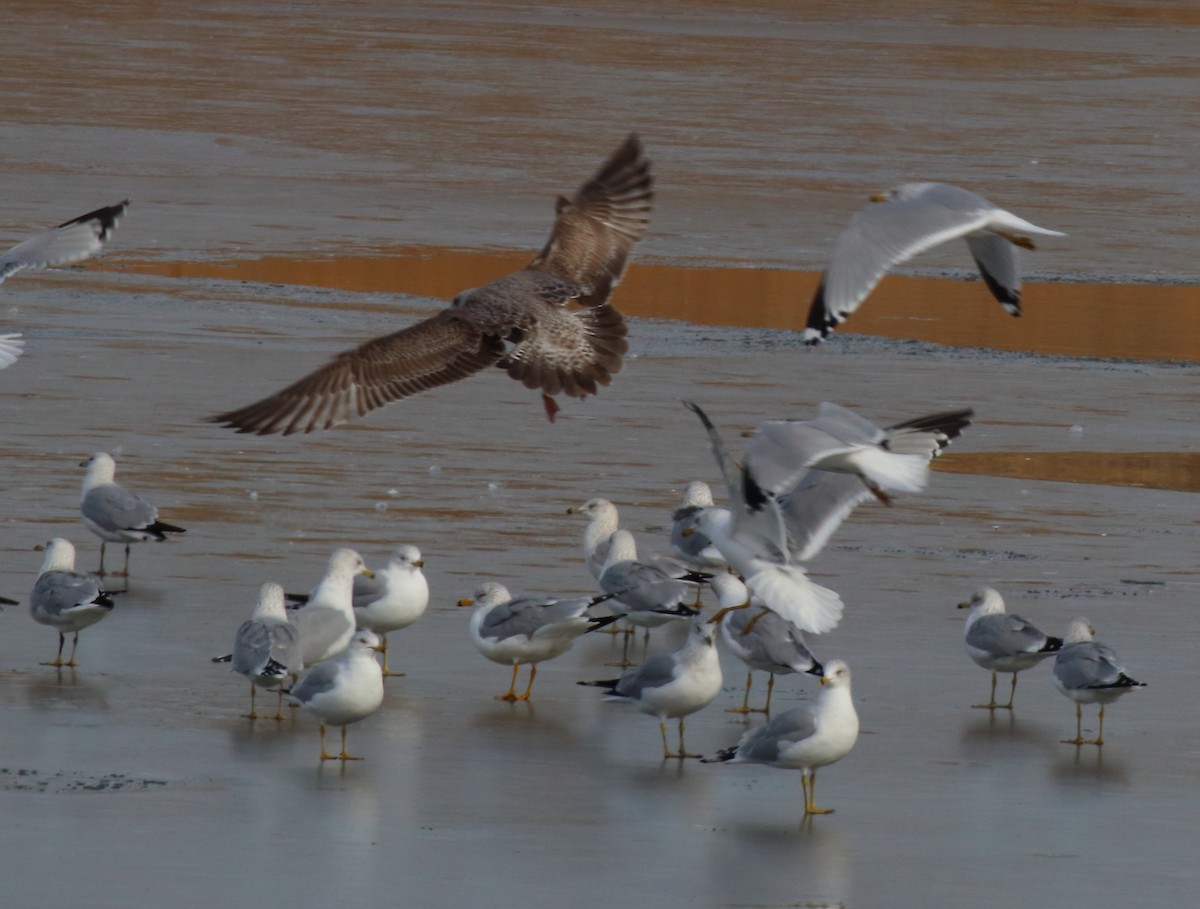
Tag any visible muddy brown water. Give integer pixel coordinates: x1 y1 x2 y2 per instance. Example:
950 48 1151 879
2 3 1200 909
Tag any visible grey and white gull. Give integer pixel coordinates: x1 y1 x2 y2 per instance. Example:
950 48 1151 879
288 629 385 762
459 581 620 701
958 587 1062 710
29 537 116 668
0 200 128 368
803 182 1065 342
79 452 186 578
581 616 722 760
1052 616 1145 746
705 659 859 817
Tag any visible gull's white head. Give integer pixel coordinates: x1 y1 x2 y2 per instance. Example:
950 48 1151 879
390 544 424 570
819 659 852 689
39 537 77 574
958 587 1006 618
1063 616 1096 645
80 452 117 487
457 582 511 609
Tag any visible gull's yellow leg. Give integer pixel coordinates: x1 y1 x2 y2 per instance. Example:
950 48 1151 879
272 687 287 722
1091 705 1106 746
973 673 999 709
496 662 521 701
674 718 702 760
515 664 537 701
41 632 68 667
660 721 671 760
741 607 772 636
244 682 259 720
756 674 775 715
65 632 81 668
727 672 753 715
1062 704 1084 745
339 725 363 761
380 634 406 678
1000 673 1018 710
804 769 834 815
318 725 337 761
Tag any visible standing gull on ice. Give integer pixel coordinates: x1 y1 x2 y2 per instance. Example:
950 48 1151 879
1052 617 1145 746
705 660 859 817
211 135 653 433
288 630 385 762
0 200 129 368
958 587 1062 710
352 545 429 677
79 452 186 578
290 548 374 666
712 574 823 715
684 400 972 632
803 182 1065 343
214 582 302 721
459 582 620 701
581 616 722 760
29 538 116 668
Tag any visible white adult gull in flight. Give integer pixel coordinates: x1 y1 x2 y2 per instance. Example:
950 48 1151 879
803 182 1064 343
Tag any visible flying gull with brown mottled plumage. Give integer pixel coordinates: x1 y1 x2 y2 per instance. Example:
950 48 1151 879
210 135 653 434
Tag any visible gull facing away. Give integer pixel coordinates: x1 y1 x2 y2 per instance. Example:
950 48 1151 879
704 659 859 817
958 587 1062 710
351 545 429 677
597 530 705 665
711 574 823 715
213 582 303 721
289 548 375 666
1052 617 1145 746
566 497 622 581
288 629 385 762
211 135 653 434
458 582 621 701
79 452 186 578
669 481 729 572
803 181 1065 343
0 200 129 368
684 400 972 633
29 538 116 668
580 616 722 760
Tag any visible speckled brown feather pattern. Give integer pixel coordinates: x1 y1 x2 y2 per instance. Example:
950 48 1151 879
211 135 652 435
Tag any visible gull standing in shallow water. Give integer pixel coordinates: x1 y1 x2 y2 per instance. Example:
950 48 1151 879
352 545 429 677
802 182 1065 343
958 587 1062 710
213 582 302 721
290 549 374 666
581 616 722 760
711 574 823 715
79 452 186 578
288 630 385 762
29 538 116 668
684 400 972 633
0 200 129 368
211 135 653 434
704 660 859 817
459 582 621 701
1052 617 1145 746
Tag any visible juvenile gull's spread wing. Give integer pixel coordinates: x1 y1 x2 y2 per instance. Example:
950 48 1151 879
211 136 653 435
